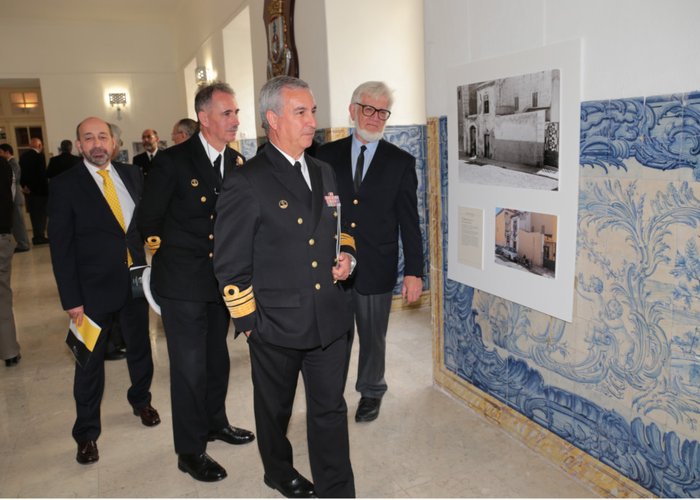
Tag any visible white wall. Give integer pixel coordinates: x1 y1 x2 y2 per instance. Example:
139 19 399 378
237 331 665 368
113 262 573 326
223 6 257 141
0 16 184 158
425 0 700 117
324 0 426 127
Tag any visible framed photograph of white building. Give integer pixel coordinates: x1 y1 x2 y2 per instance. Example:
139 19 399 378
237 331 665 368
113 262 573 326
458 70 560 191
447 40 581 322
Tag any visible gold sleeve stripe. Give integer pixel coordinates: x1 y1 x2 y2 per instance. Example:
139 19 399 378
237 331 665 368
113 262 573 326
340 233 356 250
222 285 256 318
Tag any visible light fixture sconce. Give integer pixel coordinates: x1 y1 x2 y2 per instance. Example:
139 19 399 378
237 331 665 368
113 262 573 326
195 66 213 86
11 92 39 112
109 92 127 120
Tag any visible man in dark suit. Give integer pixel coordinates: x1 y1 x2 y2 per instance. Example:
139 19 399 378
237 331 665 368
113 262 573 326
317 81 424 423
138 82 254 483
19 137 49 244
214 76 356 498
0 144 30 252
48 117 160 465
46 139 80 179
132 129 160 176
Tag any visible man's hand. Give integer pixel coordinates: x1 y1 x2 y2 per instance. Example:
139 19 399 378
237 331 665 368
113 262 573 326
402 275 422 304
21 186 30 195
67 305 85 327
332 252 352 281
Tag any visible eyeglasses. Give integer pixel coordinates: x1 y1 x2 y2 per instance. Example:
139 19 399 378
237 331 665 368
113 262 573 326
354 102 392 121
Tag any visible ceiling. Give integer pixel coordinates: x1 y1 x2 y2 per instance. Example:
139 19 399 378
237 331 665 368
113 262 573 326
0 0 186 23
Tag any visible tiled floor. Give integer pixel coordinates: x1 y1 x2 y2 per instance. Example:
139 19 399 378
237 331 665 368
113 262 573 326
1 244 598 497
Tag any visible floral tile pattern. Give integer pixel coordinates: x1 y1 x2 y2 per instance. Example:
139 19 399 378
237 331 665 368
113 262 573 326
441 93 700 497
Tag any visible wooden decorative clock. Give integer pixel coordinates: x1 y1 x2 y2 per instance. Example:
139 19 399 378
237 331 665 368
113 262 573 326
263 0 299 78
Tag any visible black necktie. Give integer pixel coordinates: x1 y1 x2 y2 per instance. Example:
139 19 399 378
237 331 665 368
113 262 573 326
294 161 309 191
354 145 366 192
214 154 222 181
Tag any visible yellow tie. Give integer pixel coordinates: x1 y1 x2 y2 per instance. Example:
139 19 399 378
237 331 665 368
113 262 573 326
96 169 132 267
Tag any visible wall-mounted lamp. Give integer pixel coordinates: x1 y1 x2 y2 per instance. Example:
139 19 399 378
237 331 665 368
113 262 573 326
109 92 127 120
195 66 213 86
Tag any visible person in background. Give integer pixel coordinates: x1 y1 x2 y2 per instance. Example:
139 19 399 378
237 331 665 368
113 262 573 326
19 137 49 245
316 81 424 423
0 144 30 253
46 139 80 179
171 118 198 146
48 117 160 466
132 129 160 176
0 155 21 366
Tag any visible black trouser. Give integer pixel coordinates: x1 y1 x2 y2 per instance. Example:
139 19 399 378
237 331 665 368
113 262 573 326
160 297 231 455
249 334 355 498
72 295 153 442
26 193 47 240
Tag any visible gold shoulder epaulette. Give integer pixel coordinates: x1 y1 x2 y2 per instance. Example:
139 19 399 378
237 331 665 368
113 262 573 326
146 235 161 254
223 284 256 318
340 232 356 251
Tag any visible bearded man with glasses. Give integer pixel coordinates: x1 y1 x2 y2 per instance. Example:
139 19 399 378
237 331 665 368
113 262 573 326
317 81 424 424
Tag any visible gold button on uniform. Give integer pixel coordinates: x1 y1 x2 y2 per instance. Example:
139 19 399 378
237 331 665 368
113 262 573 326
209 252 213 258
201 196 207 203
210 214 214 220
209 234 214 240
333 211 337 217
311 261 318 268
353 199 359 205
297 217 303 224
351 222 357 228
309 238 315 246
315 283 321 290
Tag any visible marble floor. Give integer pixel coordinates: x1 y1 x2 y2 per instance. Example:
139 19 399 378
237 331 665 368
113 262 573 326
0 244 598 498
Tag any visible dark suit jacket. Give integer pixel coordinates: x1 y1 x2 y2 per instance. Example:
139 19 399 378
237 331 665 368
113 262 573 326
48 161 146 315
46 152 81 179
213 145 355 349
0 158 12 233
137 134 244 302
316 136 423 295
133 150 162 176
19 149 48 196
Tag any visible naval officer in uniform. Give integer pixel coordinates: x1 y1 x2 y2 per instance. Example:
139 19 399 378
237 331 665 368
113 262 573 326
138 82 254 482
214 76 357 498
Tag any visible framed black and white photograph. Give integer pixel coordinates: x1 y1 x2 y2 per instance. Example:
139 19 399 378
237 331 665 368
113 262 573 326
457 70 560 191
447 40 581 322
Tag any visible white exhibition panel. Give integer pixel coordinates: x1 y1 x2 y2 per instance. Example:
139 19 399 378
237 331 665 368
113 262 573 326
447 40 581 322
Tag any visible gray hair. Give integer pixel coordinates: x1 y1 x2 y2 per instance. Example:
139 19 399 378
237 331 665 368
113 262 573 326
108 123 122 144
259 76 310 132
175 118 198 138
351 81 394 109
194 82 235 115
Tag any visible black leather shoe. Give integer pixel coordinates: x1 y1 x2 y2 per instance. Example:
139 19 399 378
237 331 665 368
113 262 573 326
207 425 255 445
355 397 382 422
76 440 99 464
264 474 316 498
14 247 29 253
133 404 161 426
4 354 21 367
32 237 49 245
104 347 126 360
178 453 227 482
